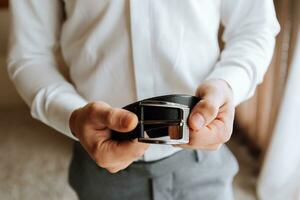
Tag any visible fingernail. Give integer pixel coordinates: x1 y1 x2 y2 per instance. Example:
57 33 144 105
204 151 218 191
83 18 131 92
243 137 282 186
191 113 205 130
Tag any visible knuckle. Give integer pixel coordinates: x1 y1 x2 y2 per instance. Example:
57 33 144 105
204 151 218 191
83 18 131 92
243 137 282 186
223 132 231 143
94 156 103 167
95 156 109 168
107 168 120 174
87 101 110 119
87 102 99 118
104 108 115 126
88 102 98 113
202 101 218 116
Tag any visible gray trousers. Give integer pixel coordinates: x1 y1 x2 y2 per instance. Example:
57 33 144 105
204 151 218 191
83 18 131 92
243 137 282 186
69 142 238 200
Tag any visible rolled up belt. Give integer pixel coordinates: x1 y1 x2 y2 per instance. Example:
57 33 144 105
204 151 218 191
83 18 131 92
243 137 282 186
111 94 200 145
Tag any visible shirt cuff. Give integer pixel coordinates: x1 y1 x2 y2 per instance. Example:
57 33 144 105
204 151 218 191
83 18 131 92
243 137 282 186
30 84 88 141
206 66 253 106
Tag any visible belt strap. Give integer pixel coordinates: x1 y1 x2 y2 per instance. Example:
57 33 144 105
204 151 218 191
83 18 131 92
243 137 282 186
111 94 200 144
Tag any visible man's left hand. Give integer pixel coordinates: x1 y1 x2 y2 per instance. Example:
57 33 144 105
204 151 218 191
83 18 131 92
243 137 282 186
176 79 235 150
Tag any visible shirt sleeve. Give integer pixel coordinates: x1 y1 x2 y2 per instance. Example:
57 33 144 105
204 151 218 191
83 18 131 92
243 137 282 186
7 0 88 140
206 0 280 106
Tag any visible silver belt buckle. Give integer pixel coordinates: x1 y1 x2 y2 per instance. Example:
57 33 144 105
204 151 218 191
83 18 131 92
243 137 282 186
138 100 190 145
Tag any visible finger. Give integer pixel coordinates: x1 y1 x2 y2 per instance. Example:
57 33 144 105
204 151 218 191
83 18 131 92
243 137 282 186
106 161 132 173
198 119 229 144
188 100 218 130
110 139 149 162
95 139 149 168
205 102 234 144
91 103 138 132
189 81 228 131
177 102 234 149
176 119 228 149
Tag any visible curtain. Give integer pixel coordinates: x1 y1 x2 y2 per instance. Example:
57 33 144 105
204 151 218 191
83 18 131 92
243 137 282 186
234 0 298 156
257 27 300 200
234 0 300 197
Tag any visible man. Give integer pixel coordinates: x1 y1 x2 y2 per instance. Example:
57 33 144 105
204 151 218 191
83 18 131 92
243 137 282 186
7 0 280 199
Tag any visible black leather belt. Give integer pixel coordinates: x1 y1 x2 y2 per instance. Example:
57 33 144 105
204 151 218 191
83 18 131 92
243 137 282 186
111 94 200 145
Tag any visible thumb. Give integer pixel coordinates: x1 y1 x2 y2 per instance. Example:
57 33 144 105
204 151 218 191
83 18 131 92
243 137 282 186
189 81 228 130
97 106 138 132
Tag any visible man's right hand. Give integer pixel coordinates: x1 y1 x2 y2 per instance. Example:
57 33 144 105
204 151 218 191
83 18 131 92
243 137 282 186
69 102 149 173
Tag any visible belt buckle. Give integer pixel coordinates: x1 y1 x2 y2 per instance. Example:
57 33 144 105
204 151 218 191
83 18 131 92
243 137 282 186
138 100 190 145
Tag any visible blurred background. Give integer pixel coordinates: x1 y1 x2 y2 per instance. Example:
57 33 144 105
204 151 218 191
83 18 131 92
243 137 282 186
0 0 299 199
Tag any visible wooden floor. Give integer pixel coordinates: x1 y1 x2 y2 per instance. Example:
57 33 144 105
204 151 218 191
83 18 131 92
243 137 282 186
0 107 258 200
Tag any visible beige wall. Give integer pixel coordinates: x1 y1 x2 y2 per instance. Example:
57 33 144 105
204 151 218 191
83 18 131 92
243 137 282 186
0 9 25 108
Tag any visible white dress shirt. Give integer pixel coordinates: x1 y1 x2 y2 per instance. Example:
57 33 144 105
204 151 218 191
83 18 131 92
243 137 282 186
8 0 280 161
